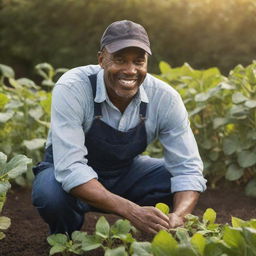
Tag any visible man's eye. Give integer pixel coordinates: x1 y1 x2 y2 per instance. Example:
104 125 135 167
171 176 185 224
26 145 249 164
135 59 145 65
114 58 124 64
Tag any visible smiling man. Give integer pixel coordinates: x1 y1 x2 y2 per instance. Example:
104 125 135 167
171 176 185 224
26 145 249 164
32 20 207 236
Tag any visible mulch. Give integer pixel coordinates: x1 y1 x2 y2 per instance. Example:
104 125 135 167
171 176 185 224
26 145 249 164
1 184 256 256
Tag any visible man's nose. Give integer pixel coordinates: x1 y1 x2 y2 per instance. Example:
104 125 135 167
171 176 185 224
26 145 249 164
123 62 137 75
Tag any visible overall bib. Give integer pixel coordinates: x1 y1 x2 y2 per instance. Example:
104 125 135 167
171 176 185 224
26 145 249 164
32 74 172 235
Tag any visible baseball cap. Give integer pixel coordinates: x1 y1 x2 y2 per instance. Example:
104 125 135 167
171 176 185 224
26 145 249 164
100 20 152 55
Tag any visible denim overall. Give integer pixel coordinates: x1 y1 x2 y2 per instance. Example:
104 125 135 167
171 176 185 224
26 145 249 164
32 74 172 235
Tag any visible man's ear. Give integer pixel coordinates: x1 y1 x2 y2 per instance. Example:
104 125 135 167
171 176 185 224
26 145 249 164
98 51 104 68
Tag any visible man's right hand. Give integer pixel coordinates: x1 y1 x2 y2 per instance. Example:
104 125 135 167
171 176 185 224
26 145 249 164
71 179 169 234
125 205 170 234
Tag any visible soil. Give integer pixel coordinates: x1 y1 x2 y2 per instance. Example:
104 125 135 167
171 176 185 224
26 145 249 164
1 185 256 256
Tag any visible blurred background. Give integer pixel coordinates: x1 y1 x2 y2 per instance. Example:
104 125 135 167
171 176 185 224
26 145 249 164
1 0 256 77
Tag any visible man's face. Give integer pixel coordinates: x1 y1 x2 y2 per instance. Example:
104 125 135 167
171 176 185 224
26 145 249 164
98 47 148 102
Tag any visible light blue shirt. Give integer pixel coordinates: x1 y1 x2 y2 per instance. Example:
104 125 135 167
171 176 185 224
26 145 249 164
46 65 207 193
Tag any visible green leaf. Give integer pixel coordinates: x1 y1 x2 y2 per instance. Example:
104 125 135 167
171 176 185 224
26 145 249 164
190 233 205 255
155 203 170 215
96 216 110 239
0 93 9 110
71 230 87 242
0 231 6 240
223 226 246 254
188 106 206 118
0 64 15 78
225 164 244 181
0 112 14 123
0 216 11 230
223 136 240 155
213 117 230 129
42 79 55 87
244 100 256 109
0 152 7 170
130 241 152 256
232 217 245 228
23 138 46 151
175 228 190 245
0 181 11 194
105 246 128 256
200 139 212 150
16 78 37 89
159 61 172 74
110 219 132 236
47 233 68 246
203 208 216 225
245 179 256 198
229 105 248 119
152 230 178 256
237 151 256 168
232 92 248 104
28 106 44 120
81 235 101 251
5 155 32 178
49 245 67 255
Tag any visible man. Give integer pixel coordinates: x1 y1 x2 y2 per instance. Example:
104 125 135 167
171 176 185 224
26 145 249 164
32 20 207 236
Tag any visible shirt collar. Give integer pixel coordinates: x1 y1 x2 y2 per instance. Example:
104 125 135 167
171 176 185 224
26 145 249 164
94 68 149 104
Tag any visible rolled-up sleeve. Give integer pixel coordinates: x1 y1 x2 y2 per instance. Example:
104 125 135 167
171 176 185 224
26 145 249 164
159 92 207 193
51 82 98 193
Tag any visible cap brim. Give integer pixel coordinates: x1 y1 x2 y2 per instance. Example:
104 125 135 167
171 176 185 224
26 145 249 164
105 39 152 55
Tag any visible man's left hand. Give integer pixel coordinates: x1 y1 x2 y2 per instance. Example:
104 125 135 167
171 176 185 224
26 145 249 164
168 212 184 228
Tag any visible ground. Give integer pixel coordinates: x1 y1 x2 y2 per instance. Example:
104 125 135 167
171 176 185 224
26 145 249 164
1 184 256 256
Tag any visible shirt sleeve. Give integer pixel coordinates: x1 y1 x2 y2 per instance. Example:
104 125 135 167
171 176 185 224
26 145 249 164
158 92 207 193
51 81 98 193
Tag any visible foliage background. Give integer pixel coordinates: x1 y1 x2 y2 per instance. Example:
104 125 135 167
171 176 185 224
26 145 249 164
1 0 256 77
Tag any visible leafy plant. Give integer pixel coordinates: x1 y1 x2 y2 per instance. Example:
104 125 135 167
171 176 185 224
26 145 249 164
47 216 137 255
0 152 31 239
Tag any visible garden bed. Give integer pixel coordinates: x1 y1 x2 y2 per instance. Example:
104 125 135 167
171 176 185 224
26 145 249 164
1 185 256 256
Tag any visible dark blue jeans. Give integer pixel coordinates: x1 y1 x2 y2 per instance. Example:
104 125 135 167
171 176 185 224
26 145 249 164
32 155 173 235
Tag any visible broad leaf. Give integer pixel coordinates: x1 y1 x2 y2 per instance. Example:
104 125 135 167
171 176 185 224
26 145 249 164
47 233 68 246
111 219 132 236
245 179 256 198
5 155 32 178
232 217 245 228
0 181 11 194
0 64 15 78
130 241 152 256
152 230 178 256
23 138 46 151
81 235 101 251
0 112 14 123
237 151 256 168
203 208 216 225
0 152 7 170
49 245 66 255
105 246 128 256
159 61 172 74
96 216 110 239
223 136 240 155
0 216 11 230
155 203 170 215
244 100 256 109
190 233 205 255
225 164 244 181
232 92 248 104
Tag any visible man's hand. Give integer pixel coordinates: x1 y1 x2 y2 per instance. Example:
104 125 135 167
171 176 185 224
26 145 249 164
127 205 170 234
168 212 184 228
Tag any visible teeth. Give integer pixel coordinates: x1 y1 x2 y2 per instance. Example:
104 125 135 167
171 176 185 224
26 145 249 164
119 79 136 85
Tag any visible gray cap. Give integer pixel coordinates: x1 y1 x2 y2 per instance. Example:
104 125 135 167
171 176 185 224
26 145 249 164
100 20 152 55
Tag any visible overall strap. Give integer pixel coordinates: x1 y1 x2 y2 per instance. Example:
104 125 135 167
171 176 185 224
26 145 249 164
139 102 147 120
88 74 102 118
